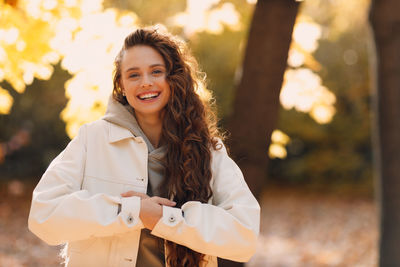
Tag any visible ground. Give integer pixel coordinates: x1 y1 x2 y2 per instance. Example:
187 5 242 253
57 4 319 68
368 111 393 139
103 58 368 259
247 188 377 267
0 181 377 267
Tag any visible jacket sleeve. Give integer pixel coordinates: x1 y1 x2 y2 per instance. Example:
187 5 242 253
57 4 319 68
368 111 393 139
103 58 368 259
28 124 144 246
151 142 260 262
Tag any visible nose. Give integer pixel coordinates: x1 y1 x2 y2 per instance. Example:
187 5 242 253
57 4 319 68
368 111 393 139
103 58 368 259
141 74 153 88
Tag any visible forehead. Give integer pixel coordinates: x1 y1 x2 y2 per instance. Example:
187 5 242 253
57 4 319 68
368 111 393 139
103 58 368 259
121 45 165 70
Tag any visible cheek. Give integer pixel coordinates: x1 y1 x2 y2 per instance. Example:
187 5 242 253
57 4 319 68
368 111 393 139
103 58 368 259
163 78 171 93
120 78 128 90
157 78 170 93
122 80 138 91
164 84 171 100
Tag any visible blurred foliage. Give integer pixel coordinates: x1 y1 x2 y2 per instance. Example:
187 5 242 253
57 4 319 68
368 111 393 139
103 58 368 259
0 64 70 178
103 0 186 26
0 0 374 194
190 28 246 119
269 0 373 191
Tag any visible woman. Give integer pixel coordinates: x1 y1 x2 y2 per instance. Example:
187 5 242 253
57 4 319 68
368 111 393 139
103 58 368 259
28 27 260 267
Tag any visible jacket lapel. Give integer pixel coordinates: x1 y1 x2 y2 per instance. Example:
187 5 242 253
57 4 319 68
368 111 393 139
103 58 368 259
108 122 134 143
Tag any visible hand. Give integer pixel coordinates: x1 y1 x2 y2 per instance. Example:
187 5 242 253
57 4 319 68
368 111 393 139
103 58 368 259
120 191 176 230
140 197 176 230
121 191 149 199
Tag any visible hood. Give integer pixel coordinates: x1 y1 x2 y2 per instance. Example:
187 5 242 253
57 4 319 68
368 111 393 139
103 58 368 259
102 95 166 155
102 95 150 145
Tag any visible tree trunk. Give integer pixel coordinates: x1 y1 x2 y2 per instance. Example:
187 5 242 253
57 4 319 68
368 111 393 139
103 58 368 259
369 0 400 265
227 0 300 200
220 1 299 267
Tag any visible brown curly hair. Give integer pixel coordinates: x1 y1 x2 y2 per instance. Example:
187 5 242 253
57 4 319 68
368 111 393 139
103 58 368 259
113 26 223 266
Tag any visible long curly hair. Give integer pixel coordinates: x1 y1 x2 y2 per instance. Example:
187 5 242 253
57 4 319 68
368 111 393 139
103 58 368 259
113 27 223 266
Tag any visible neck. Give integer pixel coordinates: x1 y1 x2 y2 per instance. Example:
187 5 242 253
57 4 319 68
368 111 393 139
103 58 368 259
134 112 164 148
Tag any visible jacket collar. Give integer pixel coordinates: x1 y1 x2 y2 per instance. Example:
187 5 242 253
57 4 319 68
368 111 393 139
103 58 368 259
102 95 142 144
108 122 136 143
102 95 157 150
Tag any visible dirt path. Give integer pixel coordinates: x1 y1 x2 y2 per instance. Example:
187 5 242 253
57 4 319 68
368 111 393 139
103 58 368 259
248 188 378 267
0 181 378 266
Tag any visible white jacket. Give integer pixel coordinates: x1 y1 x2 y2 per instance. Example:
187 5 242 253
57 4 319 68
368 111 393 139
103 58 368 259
28 119 260 267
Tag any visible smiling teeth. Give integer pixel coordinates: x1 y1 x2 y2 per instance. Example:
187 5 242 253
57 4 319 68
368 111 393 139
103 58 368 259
138 92 160 100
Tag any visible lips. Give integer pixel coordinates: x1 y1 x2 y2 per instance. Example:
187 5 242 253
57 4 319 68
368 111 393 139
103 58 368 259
137 91 161 100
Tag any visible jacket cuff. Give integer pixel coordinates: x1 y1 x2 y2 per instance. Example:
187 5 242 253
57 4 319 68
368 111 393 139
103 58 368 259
118 196 143 228
151 206 184 237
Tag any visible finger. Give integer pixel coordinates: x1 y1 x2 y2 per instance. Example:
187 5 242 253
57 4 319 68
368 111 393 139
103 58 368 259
152 197 176 206
121 191 149 198
121 191 136 197
131 192 149 198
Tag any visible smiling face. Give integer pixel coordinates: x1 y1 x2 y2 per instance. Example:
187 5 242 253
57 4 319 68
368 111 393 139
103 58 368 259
120 45 171 123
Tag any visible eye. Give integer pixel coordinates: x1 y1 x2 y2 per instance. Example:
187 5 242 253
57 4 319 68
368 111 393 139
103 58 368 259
152 69 164 75
129 73 140 78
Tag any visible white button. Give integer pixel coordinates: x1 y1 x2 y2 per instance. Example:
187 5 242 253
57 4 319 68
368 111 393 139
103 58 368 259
168 215 175 223
127 214 134 224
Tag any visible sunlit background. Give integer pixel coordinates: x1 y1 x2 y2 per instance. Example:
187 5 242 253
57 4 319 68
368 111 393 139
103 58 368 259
0 0 368 151
0 0 376 266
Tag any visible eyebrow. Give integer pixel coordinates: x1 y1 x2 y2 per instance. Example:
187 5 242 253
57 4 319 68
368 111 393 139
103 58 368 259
125 64 165 73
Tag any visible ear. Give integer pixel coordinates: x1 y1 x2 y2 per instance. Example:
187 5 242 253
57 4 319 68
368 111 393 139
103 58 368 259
119 81 125 96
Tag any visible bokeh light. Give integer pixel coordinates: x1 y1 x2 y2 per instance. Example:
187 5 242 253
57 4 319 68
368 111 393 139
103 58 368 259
0 86 13 114
280 68 336 124
171 0 241 36
269 130 290 159
281 15 336 126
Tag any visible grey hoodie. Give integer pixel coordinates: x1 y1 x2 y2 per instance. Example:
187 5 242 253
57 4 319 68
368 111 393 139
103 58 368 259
102 95 165 266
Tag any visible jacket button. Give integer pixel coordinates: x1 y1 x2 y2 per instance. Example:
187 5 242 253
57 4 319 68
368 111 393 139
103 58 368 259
168 215 175 223
127 214 134 224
